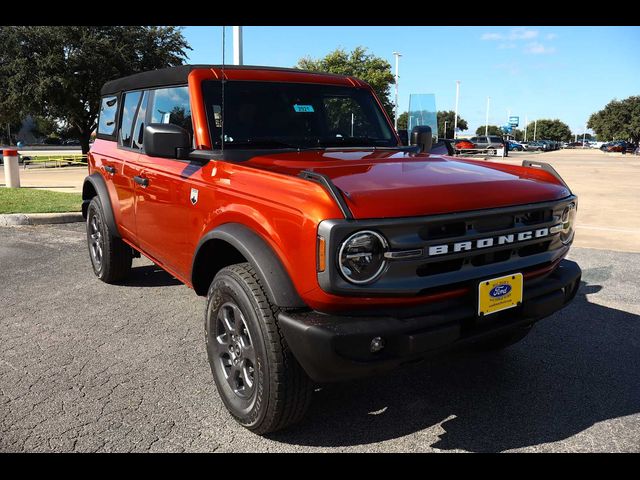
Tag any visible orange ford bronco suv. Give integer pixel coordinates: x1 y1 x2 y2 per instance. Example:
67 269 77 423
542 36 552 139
83 65 581 433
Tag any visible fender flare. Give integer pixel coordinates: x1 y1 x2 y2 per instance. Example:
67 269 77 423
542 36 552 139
82 173 121 238
193 223 305 309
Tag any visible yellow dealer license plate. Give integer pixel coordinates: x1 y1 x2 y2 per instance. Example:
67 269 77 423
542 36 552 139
478 273 523 317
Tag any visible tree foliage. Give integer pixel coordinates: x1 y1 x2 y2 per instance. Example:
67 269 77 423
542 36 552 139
397 112 408 130
523 119 572 141
475 125 503 136
437 111 468 138
0 26 190 152
588 96 640 144
296 47 396 119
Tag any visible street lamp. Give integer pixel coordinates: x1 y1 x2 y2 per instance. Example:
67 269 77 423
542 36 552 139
443 120 448 139
393 52 402 131
485 97 490 137
233 26 243 65
453 80 460 139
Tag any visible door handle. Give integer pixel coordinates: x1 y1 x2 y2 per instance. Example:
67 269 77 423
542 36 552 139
104 165 116 174
133 175 149 187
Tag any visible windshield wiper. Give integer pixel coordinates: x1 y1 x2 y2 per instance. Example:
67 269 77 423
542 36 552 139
223 138 302 149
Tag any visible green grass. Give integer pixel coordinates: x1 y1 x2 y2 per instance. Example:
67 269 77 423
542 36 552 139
0 187 82 214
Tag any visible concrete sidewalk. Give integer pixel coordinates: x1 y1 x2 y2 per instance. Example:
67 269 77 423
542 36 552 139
0 166 86 193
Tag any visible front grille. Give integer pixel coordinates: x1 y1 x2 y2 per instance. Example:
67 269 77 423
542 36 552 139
318 196 576 296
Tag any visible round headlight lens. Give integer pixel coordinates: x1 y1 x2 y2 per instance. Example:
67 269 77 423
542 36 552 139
560 203 577 244
338 230 388 284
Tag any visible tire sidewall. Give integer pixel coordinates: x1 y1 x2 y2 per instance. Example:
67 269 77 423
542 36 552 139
205 272 271 429
86 197 106 278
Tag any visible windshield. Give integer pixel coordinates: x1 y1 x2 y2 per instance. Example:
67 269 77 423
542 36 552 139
202 80 397 149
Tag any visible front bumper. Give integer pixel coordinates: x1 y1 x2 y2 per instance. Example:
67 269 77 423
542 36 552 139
279 259 581 383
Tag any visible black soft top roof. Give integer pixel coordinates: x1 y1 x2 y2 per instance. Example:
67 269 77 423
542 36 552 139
100 64 347 96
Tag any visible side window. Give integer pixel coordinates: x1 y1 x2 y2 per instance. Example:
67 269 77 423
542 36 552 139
131 91 149 150
97 96 118 136
149 86 192 134
119 91 142 148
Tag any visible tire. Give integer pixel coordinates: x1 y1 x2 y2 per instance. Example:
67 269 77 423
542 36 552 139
472 325 533 352
205 262 313 434
86 196 132 283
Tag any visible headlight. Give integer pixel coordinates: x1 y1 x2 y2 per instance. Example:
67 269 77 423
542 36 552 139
338 230 389 284
560 202 577 244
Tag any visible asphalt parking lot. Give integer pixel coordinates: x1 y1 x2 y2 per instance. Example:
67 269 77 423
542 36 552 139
1 222 639 452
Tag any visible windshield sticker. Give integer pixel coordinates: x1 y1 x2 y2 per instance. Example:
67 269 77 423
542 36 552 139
293 104 314 113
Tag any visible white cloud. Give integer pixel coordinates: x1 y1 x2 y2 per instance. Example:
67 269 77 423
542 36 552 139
481 33 504 41
509 28 538 40
545 33 558 40
482 28 538 43
524 42 556 55
498 43 517 49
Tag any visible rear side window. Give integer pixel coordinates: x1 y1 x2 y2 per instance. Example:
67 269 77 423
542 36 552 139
489 136 503 143
149 87 192 134
119 91 142 148
97 96 118 136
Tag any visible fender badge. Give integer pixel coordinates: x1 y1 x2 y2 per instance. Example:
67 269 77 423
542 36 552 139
190 188 199 205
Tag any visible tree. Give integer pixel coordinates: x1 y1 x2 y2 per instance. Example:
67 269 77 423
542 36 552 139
296 47 396 119
588 96 640 144
437 111 468 138
475 125 503 136
0 26 190 153
396 112 408 130
523 119 571 141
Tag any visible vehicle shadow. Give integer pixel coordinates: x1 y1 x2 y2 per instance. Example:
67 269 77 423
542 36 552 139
121 264 182 288
270 281 640 451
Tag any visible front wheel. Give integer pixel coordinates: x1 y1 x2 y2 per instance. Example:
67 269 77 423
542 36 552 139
205 263 313 434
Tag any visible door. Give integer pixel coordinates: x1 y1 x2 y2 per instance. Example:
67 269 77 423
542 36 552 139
132 86 197 277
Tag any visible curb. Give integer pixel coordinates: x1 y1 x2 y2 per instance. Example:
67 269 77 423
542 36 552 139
0 212 83 226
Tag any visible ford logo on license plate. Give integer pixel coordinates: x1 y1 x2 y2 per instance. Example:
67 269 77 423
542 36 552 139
489 284 512 298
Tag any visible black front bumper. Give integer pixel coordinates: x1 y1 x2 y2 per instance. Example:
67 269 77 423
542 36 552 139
278 259 581 383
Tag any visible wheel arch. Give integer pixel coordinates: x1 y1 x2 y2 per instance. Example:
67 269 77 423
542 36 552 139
191 223 306 309
82 173 121 238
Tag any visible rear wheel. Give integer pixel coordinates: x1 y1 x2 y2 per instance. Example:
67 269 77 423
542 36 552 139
86 196 132 283
205 263 313 434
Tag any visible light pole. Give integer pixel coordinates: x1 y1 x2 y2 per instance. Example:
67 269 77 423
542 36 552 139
533 119 537 141
232 26 243 65
524 115 528 142
393 52 402 131
485 97 490 136
453 80 460 139
443 120 448 139
582 124 587 147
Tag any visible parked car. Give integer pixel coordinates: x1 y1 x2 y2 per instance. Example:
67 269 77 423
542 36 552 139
601 141 633 153
507 140 524 151
83 64 581 434
468 135 508 156
566 141 585 149
525 140 548 151
452 139 476 152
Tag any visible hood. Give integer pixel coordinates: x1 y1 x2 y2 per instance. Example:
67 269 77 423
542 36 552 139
244 150 571 219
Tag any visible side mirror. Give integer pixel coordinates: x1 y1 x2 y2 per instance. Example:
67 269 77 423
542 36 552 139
144 123 191 159
410 126 433 153
397 129 409 146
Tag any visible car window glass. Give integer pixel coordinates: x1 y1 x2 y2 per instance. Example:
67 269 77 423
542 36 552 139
98 96 118 136
323 96 379 139
132 91 149 150
119 91 142 148
149 87 192 134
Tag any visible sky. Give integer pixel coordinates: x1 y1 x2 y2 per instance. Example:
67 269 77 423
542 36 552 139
182 26 640 136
